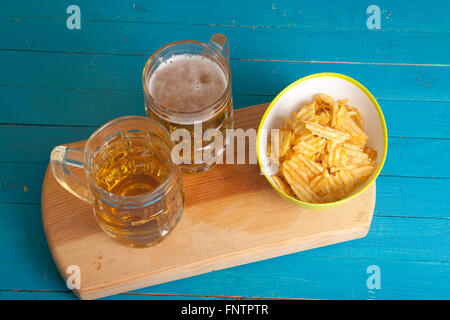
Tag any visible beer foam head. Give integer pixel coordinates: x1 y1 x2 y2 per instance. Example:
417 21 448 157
148 54 227 114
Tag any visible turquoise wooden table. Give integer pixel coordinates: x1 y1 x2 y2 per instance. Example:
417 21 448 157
0 1 449 300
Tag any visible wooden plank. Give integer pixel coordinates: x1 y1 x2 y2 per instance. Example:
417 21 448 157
374 177 450 219
128 253 450 300
2 166 449 219
2 1 449 32
0 290 75 300
380 137 450 178
1 200 448 299
0 204 48 248
0 126 95 163
0 124 448 178
1 244 448 299
0 290 223 300
0 163 46 204
1 86 449 140
2 17 449 64
0 201 449 258
3 202 448 261
0 52 448 102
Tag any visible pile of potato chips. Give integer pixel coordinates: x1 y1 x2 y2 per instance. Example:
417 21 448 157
268 94 378 203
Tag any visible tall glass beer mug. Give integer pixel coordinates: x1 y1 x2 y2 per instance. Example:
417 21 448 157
49 116 184 247
143 33 233 173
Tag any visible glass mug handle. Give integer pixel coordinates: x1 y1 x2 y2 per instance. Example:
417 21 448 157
50 145 91 203
208 33 229 61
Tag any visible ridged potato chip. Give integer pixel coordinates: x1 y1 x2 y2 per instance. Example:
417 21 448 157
270 94 378 203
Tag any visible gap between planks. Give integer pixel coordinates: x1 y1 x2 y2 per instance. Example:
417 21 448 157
2 15 450 34
0 48 449 67
0 289 306 300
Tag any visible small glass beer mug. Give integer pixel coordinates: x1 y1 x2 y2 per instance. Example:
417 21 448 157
143 33 233 173
50 116 184 247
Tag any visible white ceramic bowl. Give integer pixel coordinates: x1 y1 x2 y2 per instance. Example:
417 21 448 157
257 73 388 210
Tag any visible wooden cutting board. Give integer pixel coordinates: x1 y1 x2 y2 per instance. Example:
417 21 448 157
41 103 375 300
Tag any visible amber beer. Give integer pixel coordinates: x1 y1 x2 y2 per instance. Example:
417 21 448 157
143 34 233 173
90 130 183 247
49 116 184 247
93 134 170 197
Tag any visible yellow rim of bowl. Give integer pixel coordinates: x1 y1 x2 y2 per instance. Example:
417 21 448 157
256 72 388 209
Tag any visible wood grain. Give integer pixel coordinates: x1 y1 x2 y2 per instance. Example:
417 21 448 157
41 103 375 299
